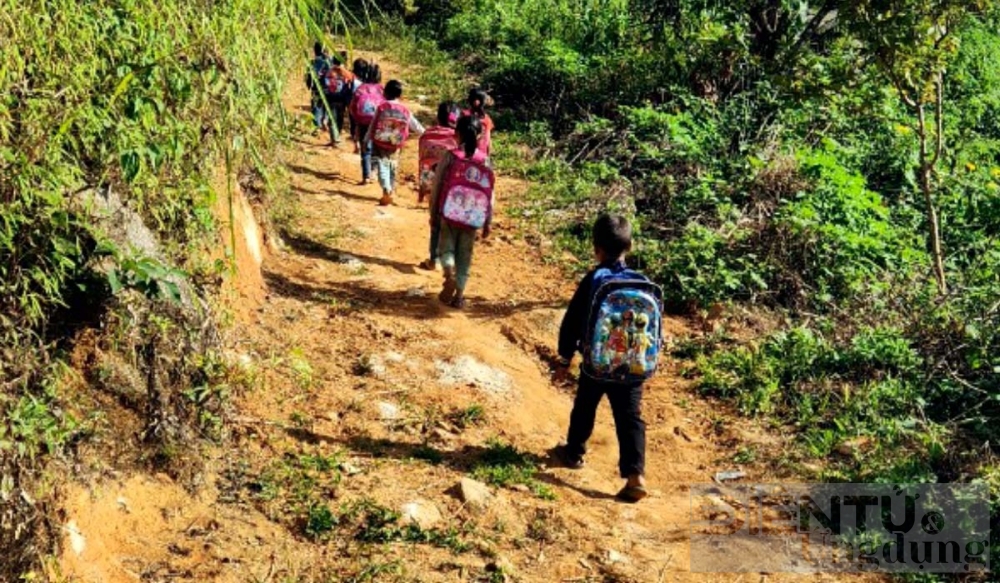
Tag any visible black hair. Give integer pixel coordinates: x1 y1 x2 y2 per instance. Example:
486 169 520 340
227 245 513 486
352 58 369 78
592 214 632 260
467 87 488 117
329 53 343 67
313 42 324 57
437 101 461 127
455 115 483 158
384 79 403 100
363 63 382 84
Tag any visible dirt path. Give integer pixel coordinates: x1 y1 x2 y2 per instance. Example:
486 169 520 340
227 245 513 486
58 54 878 583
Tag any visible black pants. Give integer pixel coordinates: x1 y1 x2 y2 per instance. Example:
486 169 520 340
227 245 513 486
566 375 646 478
322 93 346 140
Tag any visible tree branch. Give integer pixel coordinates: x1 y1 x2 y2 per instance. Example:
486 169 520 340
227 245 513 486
932 71 944 168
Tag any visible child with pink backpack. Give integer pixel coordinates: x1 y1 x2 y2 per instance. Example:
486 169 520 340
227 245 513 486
363 80 424 205
418 102 461 271
428 115 495 309
349 63 383 185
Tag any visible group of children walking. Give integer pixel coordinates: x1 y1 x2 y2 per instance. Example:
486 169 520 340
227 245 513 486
307 45 663 502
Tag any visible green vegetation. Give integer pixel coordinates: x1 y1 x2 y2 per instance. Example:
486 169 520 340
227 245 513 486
368 0 1000 566
449 404 487 428
1 0 323 576
472 439 555 500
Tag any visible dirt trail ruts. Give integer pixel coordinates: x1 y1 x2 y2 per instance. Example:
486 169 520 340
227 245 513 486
58 53 880 582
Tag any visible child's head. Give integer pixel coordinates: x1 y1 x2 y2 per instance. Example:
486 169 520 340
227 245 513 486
592 214 632 263
384 79 403 100
313 42 325 57
467 87 489 115
352 58 369 78
329 53 343 67
363 63 382 84
455 115 483 156
437 101 461 128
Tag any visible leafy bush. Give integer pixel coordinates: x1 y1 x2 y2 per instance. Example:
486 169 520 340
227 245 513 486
1 0 317 576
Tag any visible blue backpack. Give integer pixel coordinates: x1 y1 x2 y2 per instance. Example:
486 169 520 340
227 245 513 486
581 267 664 384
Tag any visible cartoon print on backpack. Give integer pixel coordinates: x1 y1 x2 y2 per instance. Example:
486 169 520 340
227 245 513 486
372 105 410 150
441 185 490 228
462 164 492 188
629 313 654 374
584 284 662 383
438 147 495 230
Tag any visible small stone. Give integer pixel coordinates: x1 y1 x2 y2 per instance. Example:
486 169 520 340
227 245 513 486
338 462 362 476
65 520 86 556
116 497 130 513
377 402 400 421
456 477 493 512
405 287 426 298
511 484 530 493
384 351 406 363
401 499 443 529
605 549 628 565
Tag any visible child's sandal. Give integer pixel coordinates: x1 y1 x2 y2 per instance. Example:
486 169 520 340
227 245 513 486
615 485 648 503
438 279 457 304
449 296 466 310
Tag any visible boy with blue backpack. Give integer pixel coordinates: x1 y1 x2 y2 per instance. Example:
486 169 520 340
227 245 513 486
553 214 663 503
306 42 331 136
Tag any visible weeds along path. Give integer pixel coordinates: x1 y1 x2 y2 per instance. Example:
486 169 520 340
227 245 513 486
59 54 882 582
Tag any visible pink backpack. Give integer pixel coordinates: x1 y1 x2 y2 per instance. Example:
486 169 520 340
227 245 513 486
418 126 458 197
371 102 411 152
350 83 385 125
439 149 495 230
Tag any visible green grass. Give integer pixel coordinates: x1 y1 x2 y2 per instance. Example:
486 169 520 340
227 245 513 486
471 439 555 501
449 404 487 429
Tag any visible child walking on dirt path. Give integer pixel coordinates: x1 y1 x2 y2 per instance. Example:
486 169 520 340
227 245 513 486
306 42 331 136
349 63 383 186
364 79 424 205
553 214 664 503
347 58 368 151
464 87 494 155
429 115 495 309
322 53 354 145
418 101 461 271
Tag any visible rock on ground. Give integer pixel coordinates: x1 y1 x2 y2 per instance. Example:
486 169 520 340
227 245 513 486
400 499 443 529
456 477 493 512
435 355 512 395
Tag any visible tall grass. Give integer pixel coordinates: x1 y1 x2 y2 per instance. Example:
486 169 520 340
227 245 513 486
0 0 331 577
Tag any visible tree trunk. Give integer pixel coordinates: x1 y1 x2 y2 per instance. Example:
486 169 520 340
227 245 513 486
917 104 948 294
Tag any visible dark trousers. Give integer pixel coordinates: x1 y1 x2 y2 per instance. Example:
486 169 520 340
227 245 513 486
566 375 646 478
322 93 346 142
356 123 372 180
428 220 441 263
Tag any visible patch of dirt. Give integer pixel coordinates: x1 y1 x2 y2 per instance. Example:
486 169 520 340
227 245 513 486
58 51 883 583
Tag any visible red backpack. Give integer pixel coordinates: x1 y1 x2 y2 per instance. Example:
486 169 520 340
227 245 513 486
371 102 412 152
324 66 353 96
438 149 494 230
418 126 458 199
350 83 385 125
